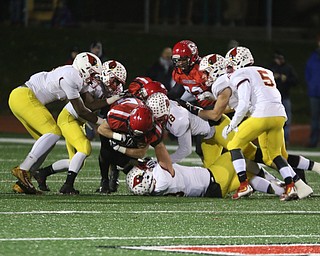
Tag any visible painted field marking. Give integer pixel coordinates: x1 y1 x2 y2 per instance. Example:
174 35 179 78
121 244 320 255
0 234 319 242
0 211 102 215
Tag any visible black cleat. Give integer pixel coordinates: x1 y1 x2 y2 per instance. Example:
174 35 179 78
109 166 120 193
95 179 110 194
33 170 50 191
59 183 79 195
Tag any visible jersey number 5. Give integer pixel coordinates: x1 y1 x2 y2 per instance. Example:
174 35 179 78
257 70 275 87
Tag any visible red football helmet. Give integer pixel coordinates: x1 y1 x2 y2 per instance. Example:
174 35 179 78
129 77 167 101
128 77 153 97
128 105 154 137
172 40 199 71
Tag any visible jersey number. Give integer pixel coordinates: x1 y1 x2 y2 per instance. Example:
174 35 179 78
167 114 176 126
257 70 275 87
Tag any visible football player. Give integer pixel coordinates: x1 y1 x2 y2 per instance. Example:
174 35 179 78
126 152 285 198
221 46 311 201
180 51 318 200
28 60 127 194
97 96 175 178
9 52 104 194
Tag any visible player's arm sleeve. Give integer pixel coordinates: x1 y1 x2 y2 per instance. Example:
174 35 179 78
60 76 81 100
170 129 192 163
229 80 251 128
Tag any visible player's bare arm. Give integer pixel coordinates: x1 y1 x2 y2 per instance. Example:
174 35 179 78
154 142 175 177
70 97 101 124
199 87 232 121
80 91 108 111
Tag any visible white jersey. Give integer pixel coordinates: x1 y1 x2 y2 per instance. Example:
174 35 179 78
227 66 287 128
25 65 87 105
229 66 286 119
211 74 238 109
166 100 214 163
152 163 211 197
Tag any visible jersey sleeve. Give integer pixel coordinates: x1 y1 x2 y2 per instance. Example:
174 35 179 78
60 70 83 100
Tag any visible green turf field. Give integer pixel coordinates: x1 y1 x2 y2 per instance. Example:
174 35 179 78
1 138 320 256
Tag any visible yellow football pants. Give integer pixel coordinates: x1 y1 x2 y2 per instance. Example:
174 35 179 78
8 87 61 139
208 152 254 198
202 114 257 168
57 108 92 159
227 116 286 166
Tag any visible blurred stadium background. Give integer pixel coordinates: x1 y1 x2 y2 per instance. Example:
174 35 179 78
1 0 320 143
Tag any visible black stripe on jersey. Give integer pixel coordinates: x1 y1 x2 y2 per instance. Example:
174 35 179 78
108 114 127 123
236 78 249 89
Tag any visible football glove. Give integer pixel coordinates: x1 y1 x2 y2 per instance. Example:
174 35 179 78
195 91 213 101
222 124 238 139
178 100 203 116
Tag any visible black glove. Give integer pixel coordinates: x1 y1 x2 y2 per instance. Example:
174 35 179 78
177 100 203 116
121 133 136 147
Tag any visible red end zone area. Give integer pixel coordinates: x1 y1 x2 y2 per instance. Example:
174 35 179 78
123 244 320 255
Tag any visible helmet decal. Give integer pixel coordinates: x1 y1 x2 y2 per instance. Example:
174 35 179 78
133 174 144 188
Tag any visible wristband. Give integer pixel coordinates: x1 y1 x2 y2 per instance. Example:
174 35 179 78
112 132 123 141
96 117 105 125
117 146 126 154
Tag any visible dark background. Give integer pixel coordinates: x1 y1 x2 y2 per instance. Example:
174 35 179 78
1 0 320 124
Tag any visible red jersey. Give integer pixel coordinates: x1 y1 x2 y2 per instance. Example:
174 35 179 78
172 63 213 108
107 97 163 147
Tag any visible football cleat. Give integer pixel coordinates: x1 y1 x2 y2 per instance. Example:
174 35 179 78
59 183 79 195
11 167 37 194
95 179 110 194
33 170 50 191
232 180 253 200
12 180 42 195
280 182 298 201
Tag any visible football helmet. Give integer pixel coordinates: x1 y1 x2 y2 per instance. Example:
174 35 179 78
199 54 226 85
172 40 199 71
146 92 170 124
126 166 155 195
100 60 127 96
128 105 154 136
224 46 254 73
72 52 102 83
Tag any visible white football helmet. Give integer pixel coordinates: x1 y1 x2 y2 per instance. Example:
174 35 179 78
224 46 254 73
146 92 170 124
72 52 102 83
126 166 155 195
199 54 226 85
100 60 127 95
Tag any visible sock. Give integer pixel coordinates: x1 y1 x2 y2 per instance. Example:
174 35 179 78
65 171 77 185
287 155 309 170
273 155 293 183
269 182 285 196
231 149 246 181
20 133 60 171
69 152 87 174
52 159 69 173
249 176 270 193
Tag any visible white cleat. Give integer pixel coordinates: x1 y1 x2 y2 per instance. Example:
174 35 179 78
312 162 320 175
295 179 313 199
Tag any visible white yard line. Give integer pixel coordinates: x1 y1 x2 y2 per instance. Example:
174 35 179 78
1 138 320 156
1 210 319 215
0 234 319 242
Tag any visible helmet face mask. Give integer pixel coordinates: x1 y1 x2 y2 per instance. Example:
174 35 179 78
126 167 155 195
225 47 254 73
199 54 226 85
72 52 102 84
172 40 199 72
146 92 170 125
100 60 127 96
